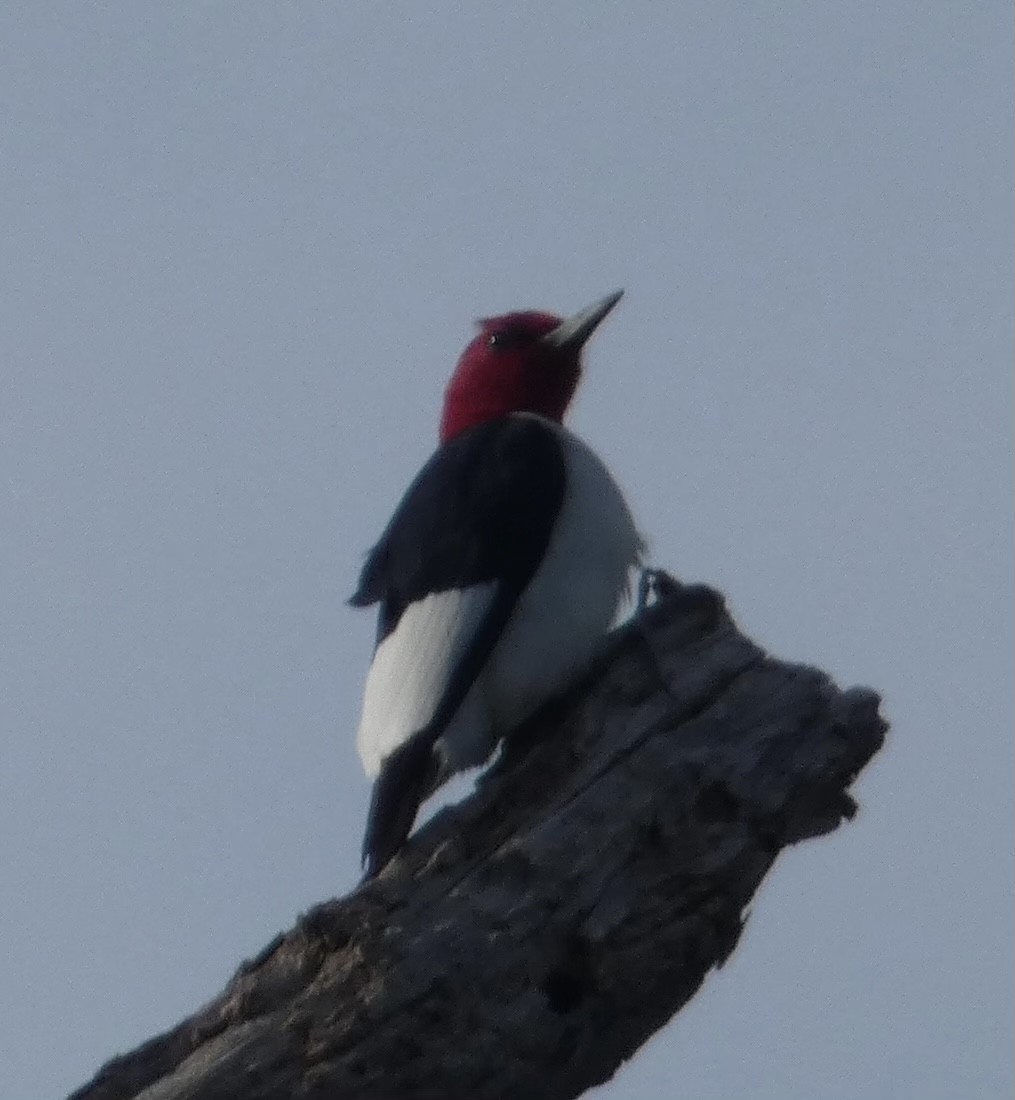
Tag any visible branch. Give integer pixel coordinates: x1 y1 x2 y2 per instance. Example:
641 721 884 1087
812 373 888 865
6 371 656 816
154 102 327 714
69 578 886 1100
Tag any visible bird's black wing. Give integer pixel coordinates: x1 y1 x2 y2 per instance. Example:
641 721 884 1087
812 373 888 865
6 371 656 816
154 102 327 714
350 415 566 876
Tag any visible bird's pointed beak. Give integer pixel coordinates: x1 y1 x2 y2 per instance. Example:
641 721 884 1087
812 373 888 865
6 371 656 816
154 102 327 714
541 289 624 351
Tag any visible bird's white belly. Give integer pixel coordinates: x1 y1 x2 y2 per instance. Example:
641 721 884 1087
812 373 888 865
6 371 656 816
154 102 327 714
480 421 643 737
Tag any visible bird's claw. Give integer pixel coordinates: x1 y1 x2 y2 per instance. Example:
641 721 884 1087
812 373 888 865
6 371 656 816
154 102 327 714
637 567 681 611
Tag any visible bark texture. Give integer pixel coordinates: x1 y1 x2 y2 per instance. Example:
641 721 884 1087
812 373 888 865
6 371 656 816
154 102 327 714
69 578 886 1100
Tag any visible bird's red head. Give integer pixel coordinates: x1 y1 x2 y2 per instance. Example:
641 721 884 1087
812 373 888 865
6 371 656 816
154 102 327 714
439 290 623 442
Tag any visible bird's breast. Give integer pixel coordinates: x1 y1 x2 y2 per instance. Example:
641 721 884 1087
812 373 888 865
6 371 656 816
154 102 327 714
483 417 644 732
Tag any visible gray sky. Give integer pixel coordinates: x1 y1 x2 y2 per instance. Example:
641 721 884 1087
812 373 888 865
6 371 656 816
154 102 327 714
1 5 1011 1098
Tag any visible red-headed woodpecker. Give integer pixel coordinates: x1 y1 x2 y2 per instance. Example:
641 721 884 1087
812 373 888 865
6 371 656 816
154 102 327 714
351 290 643 877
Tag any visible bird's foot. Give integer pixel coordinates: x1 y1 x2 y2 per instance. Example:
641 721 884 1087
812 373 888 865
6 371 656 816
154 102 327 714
636 567 682 612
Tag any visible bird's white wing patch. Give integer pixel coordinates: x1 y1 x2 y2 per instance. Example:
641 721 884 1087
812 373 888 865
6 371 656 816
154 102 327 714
356 583 497 777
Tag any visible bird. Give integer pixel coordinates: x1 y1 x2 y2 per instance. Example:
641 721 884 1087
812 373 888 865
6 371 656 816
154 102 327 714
350 290 643 877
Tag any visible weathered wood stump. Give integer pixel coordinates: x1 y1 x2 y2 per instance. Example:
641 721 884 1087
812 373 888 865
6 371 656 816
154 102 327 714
69 577 886 1100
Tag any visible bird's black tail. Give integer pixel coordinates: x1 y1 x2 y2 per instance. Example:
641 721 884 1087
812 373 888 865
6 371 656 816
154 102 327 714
361 733 440 880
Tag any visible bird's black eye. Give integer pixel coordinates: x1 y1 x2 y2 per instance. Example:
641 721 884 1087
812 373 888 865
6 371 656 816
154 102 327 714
487 328 525 349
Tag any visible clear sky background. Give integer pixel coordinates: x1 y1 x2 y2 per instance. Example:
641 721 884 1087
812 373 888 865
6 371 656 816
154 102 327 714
1 5 1011 1099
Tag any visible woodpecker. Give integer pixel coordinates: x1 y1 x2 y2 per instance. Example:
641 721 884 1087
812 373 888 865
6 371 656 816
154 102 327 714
351 290 643 877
